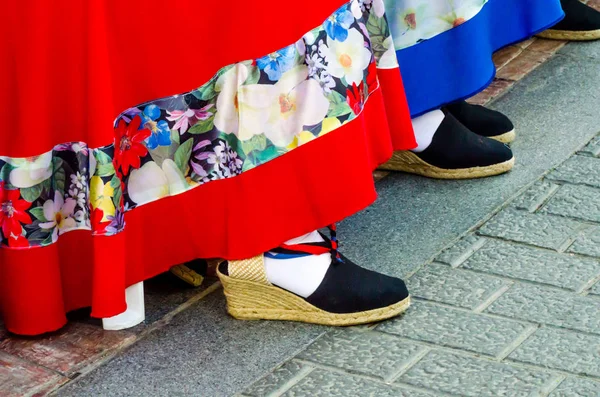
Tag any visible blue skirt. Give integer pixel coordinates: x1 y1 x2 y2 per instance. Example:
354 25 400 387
395 0 564 117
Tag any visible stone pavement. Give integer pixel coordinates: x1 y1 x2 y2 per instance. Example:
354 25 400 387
236 136 600 397
3 8 600 397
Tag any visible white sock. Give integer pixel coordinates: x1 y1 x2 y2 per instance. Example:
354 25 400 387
410 109 445 153
264 231 331 298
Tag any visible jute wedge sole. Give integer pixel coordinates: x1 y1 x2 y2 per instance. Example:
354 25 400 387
490 129 516 144
217 266 411 326
379 150 515 179
537 29 600 41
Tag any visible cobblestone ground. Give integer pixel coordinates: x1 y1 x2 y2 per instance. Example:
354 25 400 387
240 137 600 397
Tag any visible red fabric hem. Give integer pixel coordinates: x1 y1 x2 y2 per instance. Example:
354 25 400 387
0 84 413 336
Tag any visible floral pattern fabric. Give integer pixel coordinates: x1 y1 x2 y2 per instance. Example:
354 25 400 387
385 0 488 50
0 0 397 249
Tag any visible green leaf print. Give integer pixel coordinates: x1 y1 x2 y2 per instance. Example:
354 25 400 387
174 138 194 174
29 207 47 222
188 114 215 134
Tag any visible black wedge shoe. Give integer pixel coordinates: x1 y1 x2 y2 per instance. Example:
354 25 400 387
445 101 515 144
538 0 600 41
380 113 514 179
217 229 410 326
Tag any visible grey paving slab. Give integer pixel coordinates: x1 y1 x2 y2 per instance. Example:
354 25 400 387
397 350 557 397
280 369 435 397
406 263 507 309
568 226 600 258
558 37 600 60
56 292 326 397
547 155 600 189
486 283 600 334
591 282 600 296
340 51 600 278
549 377 600 397
509 327 600 377
579 135 600 157
543 184 600 223
243 361 310 397
295 330 425 381
435 235 487 267
478 210 585 250
377 301 529 357
511 180 560 212
143 273 218 324
462 239 600 291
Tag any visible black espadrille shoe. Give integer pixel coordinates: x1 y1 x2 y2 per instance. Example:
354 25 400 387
538 0 600 41
445 101 515 144
380 113 514 179
217 228 410 326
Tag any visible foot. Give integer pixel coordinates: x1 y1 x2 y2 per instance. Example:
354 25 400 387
380 113 514 179
444 101 515 144
538 0 600 41
217 232 410 326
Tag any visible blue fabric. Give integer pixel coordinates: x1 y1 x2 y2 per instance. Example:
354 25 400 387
396 0 564 117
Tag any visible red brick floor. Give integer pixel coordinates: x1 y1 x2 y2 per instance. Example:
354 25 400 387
3 3 600 395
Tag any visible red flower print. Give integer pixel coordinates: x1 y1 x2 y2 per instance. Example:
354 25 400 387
346 81 366 115
8 234 29 248
366 62 378 92
90 207 109 234
453 18 466 27
404 13 417 30
0 181 32 241
113 116 152 176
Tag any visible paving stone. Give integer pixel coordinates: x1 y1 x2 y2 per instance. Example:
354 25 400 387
486 283 600 334
435 235 487 267
281 369 434 397
511 180 560 212
397 351 556 397
496 49 550 81
543 184 600 223
378 301 528 357
568 226 600 258
478 210 585 250
295 330 425 380
462 239 600 291
547 155 600 188
467 79 514 105
579 135 600 157
243 361 310 397
0 352 68 397
587 0 600 12
0 322 137 376
515 37 536 49
509 327 600 377
406 263 507 309
549 377 600 397
527 38 568 54
591 282 600 296
493 46 523 70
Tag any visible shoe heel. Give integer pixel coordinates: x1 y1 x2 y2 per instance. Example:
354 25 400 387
379 150 425 173
217 268 316 320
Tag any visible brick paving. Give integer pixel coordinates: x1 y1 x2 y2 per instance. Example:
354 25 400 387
239 136 600 396
4 4 600 397
240 133 600 396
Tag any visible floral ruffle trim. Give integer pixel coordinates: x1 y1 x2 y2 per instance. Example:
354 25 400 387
0 0 398 249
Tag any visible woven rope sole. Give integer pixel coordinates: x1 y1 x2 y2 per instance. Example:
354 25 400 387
490 129 516 144
217 266 410 326
537 29 600 41
379 150 515 179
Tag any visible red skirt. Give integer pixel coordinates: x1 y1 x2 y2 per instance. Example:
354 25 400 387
0 0 416 335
